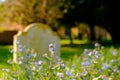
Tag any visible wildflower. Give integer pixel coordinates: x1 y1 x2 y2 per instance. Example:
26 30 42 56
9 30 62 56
59 73 64 79
72 64 76 69
49 43 55 52
102 76 107 80
102 63 107 70
34 61 38 66
2 68 10 72
76 73 79 76
5 68 10 72
17 61 22 64
88 52 92 56
10 49 14 53
81 61 91 67
38 60 42 65
95 54 100 59
33 53 37 58
94 43 99 47
58 61 62 65
66 71 72 76
83 57 88 60
83 49 88 54
58 62 65 68
18 44 23 51
112 49 117 56
80 71 87 76
7 60 12 64
93 50 98 54
16 40 20 44
110 59 117 63
28 54 33 58
55 56 61 61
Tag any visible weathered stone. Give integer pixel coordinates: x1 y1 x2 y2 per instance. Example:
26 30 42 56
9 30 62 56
13 23 60 63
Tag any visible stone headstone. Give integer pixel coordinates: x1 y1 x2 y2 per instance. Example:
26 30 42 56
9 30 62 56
13 23 60 63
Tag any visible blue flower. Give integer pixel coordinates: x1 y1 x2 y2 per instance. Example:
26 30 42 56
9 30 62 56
94 43 99 47
66 71 72 76
81 61 91 67
102 63 107 70
59 73 63 79
49 43 55 52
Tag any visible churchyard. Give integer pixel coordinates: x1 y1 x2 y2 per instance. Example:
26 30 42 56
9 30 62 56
1 0 120 79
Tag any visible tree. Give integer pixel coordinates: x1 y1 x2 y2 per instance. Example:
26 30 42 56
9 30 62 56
0 0 67 27
59 0 120 44
58 0 97 44
102 0 120 44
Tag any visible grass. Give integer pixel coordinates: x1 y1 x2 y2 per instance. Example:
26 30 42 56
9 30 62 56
60 39 88 45
0 39 90 68
0 46 12 67
0 39 113 68
0 40 120 79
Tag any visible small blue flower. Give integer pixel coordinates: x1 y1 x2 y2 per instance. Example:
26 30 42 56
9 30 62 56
83 49 88 54
49 43 55 52
103 76 107 80
28 54 33 58
59 73 63 79
18 44 23 51
16 40 20 44
102 63 107 70
81 61 91 67
66 71 72 76
94 43 100 47
88 52 92 56
80 71 87 76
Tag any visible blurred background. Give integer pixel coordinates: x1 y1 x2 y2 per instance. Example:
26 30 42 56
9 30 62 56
0 0 120 45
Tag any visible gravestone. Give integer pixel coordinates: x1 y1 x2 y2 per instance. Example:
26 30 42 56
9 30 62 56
13 23 60 63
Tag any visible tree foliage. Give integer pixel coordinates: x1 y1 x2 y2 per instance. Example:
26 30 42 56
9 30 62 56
0 0 68 26
1 0 120 44
59 0 120 44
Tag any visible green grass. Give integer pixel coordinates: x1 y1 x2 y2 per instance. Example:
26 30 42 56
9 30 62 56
0 41 120 79
0 46 12 68
0 39 101 68
60 39 88 45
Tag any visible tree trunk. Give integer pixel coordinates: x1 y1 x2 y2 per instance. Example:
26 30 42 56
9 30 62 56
68 27 73 45
109 27 120 45
89 24 96 42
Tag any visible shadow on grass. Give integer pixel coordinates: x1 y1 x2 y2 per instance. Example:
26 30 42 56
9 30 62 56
61 43 95 60
60 40 120 61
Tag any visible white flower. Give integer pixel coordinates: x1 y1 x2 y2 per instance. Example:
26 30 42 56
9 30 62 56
94 43 99 47
38 60 42 65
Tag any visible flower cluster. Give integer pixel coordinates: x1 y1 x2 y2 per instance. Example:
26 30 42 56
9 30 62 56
0 42 120 80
